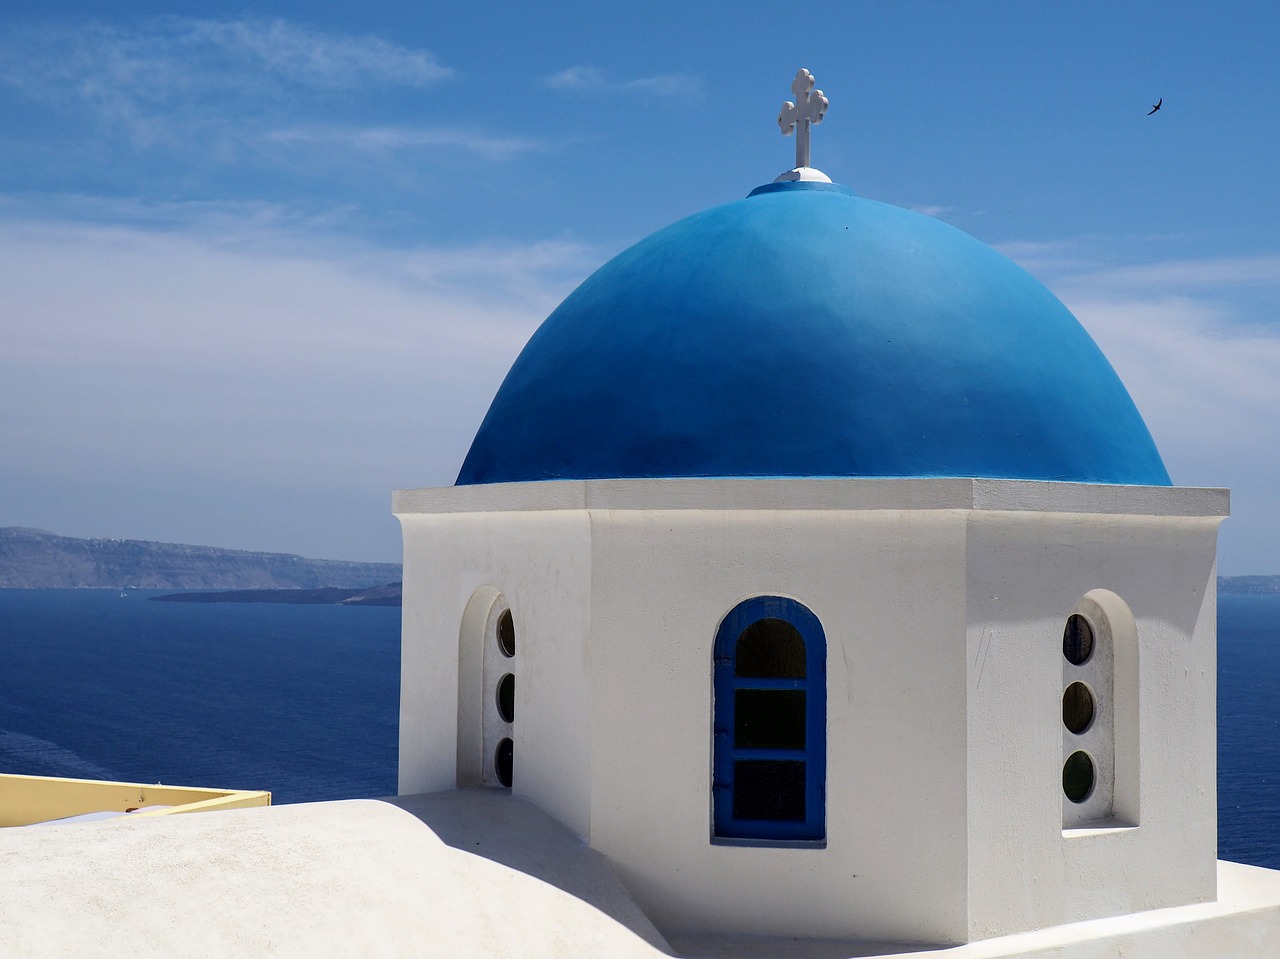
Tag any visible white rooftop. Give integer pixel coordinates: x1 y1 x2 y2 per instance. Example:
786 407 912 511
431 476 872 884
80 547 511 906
4 789 1280 957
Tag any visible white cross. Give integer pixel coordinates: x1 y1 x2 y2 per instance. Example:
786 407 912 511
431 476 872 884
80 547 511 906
777 68 828 170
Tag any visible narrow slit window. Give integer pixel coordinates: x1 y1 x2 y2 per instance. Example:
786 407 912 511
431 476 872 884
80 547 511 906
1062 590 1137 828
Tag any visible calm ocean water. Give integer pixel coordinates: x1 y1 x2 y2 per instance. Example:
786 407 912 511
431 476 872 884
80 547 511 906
0 589 1277 867
0 589 399 805
1218 594 1280 869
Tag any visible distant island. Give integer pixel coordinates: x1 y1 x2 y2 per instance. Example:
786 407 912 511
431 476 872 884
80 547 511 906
152 583 402 606
5 524 1277 601
0 527 400 590
1219 576 1280 595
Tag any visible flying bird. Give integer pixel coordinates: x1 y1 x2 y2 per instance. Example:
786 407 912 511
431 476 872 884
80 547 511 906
1148 97 1162 115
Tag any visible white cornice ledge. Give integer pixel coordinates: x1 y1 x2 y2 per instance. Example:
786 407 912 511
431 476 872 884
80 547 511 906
393 477 1229 519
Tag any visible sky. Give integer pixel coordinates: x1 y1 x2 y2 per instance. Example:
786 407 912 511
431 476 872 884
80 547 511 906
2 2 1279 571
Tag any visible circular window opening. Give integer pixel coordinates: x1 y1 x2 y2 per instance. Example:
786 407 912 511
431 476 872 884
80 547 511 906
496 673 515 723
1063 614 1095 666
496 609 515 658
1064 681 1095 732
1063 750 1095 803
1062 682 1096 734
495 737 513 788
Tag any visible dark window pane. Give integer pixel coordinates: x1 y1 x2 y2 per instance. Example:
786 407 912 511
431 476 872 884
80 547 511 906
1063 750 1094 803
497 673 515 723
1062 682 1094 734
497 609 515 658
1063 614 1094 666
736 618 806 678
495 737 513 788
735 689 806 749
733 760 806 821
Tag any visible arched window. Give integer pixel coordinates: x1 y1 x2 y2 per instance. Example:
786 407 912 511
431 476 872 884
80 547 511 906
713 596 826 842
456 587 515 789
1061 589 1138 827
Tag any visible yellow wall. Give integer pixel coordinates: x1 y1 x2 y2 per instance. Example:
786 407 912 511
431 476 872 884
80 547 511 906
0 773 269 827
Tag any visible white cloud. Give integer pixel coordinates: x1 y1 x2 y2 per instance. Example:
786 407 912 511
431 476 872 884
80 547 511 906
544 66 607 91
0 19 554 184
1075 255 1280 292
184 18 452 88
0 18 451 100
0 18 455 154
0 207 595 559
996 243 1280 573
544 65 702 98
1065 291 1280 574
993 233 1220 286
899 203 958 220
992 238 1110 277
620 73 697 97
0 209 591 400
261 125 544 161
1063 295 1273 456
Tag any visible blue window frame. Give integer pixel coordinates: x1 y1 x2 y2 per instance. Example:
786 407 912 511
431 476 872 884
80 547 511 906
713 596 826 841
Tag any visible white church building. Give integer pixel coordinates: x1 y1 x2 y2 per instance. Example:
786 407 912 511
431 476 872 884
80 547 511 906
6 70 1280 958
392 69 1279 954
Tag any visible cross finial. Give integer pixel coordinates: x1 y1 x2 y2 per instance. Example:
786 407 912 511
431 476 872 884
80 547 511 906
778 68 828 171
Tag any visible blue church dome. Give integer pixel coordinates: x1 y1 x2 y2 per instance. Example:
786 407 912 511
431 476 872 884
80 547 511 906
457 180 1170 487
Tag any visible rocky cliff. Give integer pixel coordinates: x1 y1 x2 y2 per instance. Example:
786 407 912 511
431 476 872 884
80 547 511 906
0 527 401 589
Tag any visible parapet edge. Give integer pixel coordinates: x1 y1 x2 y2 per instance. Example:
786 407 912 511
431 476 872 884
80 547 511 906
393 478 1229 519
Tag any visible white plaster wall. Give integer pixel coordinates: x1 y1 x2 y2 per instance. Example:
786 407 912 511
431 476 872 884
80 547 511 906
396 509 595 838
586 507 972 944
395 478 1227 947
964 511 1223 939
397 512 457 795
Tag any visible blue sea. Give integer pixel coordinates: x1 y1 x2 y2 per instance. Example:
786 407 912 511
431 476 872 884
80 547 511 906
0 589 1277 868
1218 594 1280 868
0 589 399 805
